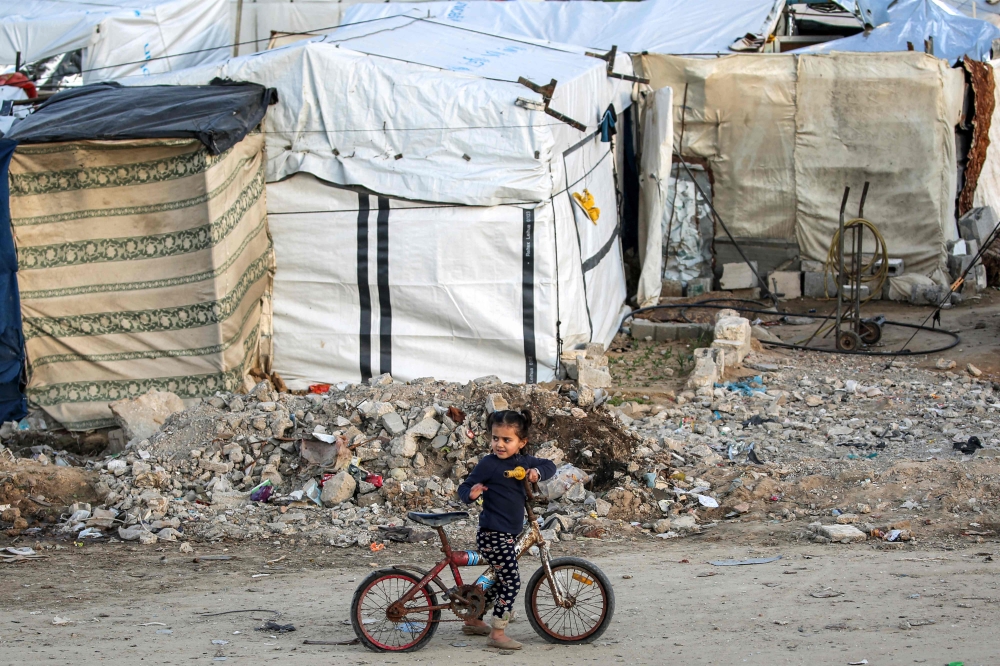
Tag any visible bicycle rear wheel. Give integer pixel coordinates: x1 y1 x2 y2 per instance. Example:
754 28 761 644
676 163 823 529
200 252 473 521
525 557 615 644
351 567 441 652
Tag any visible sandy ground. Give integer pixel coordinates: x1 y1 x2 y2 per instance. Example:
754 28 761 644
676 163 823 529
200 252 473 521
2 534 998 665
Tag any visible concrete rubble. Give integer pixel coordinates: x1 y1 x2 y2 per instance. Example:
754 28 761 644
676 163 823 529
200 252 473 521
1 315 999 551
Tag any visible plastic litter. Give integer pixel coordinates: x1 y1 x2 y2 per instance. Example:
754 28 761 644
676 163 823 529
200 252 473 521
249 480 274 503
301 479 322 506
538 464 590 500
709 555 782 566
257 621 295 633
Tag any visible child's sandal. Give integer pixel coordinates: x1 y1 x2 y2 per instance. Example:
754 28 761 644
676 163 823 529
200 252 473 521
462 625 491 636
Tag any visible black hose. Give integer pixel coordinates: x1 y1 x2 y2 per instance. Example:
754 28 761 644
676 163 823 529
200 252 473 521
627 300 961 356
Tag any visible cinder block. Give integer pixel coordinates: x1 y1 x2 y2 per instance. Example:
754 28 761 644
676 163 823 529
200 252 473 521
871 257 904 277
840 284 870 300
720 262 758 290
803 272 838 298
661 279 683 297
767 271 802 300
958 206 998 243
686 277 713 297
675 323 712 340
630 319 658 341
800 259 825 274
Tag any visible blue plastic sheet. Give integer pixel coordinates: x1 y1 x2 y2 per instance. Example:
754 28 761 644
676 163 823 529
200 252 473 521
0 139 26 423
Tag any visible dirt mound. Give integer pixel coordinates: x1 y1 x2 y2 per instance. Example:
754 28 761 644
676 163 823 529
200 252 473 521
0 459 100 532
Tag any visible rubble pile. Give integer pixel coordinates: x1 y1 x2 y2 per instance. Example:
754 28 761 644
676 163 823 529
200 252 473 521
13 362 654 547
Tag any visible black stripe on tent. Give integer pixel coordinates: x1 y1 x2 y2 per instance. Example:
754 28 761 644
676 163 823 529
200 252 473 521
581 224 621 273
377 197 392 376
522 208 537 384
357 194 372 382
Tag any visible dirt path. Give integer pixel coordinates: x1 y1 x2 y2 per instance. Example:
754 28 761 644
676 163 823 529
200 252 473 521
2 537 997 665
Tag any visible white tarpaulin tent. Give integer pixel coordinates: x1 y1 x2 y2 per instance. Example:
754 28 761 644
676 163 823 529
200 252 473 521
136 18 634 387
802 0 1000 63
340 0 786 55
1 0 231 82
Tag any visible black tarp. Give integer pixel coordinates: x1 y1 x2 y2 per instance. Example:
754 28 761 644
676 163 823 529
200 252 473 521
4 80 277 155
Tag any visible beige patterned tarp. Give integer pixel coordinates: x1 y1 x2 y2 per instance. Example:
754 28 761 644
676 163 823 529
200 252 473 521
8 134 274 430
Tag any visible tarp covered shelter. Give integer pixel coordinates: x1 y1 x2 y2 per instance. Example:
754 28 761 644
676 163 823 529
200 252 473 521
139 17 635 389
0 0 231 83
340 0 786 55
0 81 275 429
802 0 1000 63
634 51 965 285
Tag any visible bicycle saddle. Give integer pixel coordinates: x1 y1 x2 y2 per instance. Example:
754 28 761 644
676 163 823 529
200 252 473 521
407 511 469 527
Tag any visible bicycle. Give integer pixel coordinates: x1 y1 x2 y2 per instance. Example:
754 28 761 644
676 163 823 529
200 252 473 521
350 472 615 652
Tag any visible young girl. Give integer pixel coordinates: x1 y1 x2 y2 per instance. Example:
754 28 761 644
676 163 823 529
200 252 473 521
457 409 556 650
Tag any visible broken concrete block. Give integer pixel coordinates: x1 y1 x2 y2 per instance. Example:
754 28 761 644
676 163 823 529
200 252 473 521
686 276 713 296
751 324 780 343
958 206 998 243
321 471 357 506
803 271 838 298
109 390 186 442
767 271 801 300
712 316 751 366
720 262 758 290
408 418 440 440
816 523 866 543
390 433 418 457
872 257 904 277
381 411 406 436
840 284 870 300
685 347 725 389
485 394 508 414
675 323 712 340
578 361 613 388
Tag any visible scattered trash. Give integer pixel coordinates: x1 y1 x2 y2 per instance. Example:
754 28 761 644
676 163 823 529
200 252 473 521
709 555 782 566
52 616 73 625
249 480 274 503
303 638 360 646
258 621 296 633
954 436 983 455
212 640 230 645
809 589 844 598
848 660 869 665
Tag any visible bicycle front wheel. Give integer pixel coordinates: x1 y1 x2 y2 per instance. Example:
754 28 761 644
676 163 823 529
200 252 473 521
351 567 441 652
525 557 615 643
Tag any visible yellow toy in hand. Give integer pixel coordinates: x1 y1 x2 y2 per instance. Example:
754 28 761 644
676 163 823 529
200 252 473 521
572 190 600 223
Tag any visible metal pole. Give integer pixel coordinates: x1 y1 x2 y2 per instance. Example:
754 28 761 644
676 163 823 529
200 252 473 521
835 187 849 349
14 51 20 72
854 182 869 335
234 0 244 57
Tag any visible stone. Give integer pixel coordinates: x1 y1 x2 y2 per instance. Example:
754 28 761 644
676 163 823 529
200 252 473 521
935 358 957 370
835 513 858 524
357 492 382 507
685 347 725 389
712 316 751 366
652 518 672 534
578 363 612 388
108 390 186 442
751 324 780 343
720 262 759 290
805 395 823 407
767 271 801 300
671 515 697 530
199 459 231 474
967 363 983 378
577 386 595 408
118 525 144 541
816 523 866 543
594 498 611 517
390 433 418 457
570 407 587 419
381 411 406 436
179 542 194 554
320 471 357 507
536 443 565 465
409 418 440 439
389 467 408 482
485 394 509 414
958 206 998 244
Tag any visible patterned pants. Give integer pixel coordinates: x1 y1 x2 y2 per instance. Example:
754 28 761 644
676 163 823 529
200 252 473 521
476 529 520 619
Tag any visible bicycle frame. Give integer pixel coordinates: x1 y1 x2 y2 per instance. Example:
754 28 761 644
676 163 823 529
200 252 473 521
386 482 570 621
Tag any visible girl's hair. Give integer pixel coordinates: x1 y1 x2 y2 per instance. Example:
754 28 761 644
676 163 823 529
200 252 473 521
486 409 533 441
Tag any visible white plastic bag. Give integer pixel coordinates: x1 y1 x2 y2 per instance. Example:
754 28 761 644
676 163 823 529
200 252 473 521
538 464 590 500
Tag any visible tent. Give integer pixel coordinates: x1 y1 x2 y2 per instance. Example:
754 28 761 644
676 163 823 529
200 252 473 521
802 0 1000 63
1 0 231 83
634 51 965 285
136 17 635 389
0 81 276 429
339 0 786 55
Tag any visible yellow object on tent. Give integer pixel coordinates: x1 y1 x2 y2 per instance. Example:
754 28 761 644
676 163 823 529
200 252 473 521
572 189 600 223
